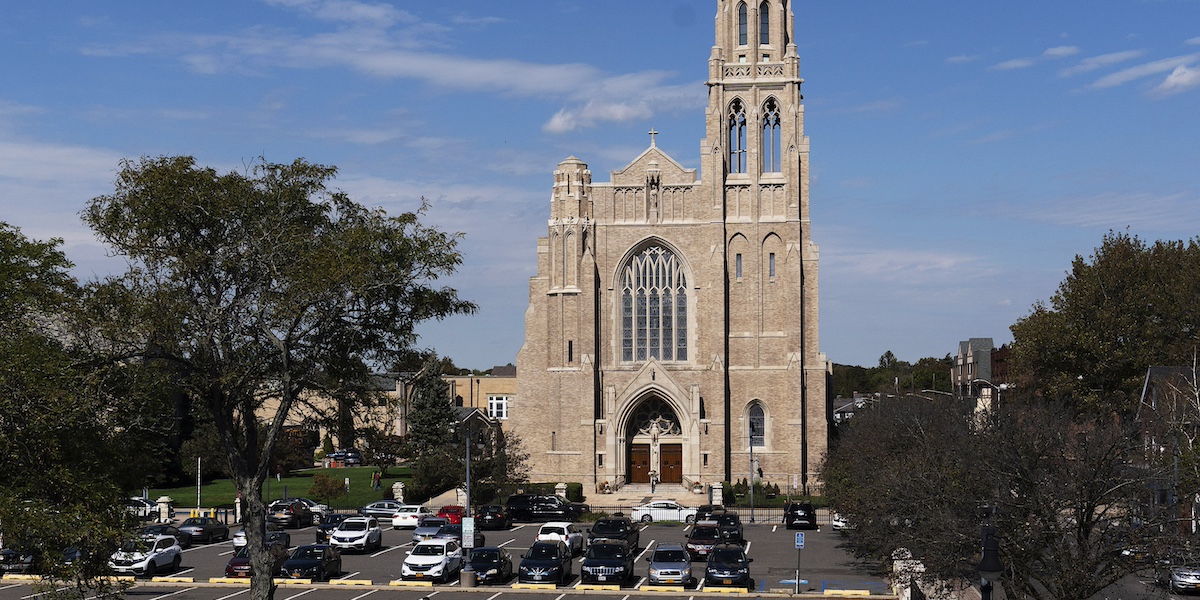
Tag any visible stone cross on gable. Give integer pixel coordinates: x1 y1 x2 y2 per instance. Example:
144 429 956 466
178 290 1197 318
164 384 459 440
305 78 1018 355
648 128 658 147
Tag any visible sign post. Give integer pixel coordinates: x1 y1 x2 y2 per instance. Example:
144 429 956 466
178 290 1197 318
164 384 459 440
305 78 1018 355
794 532 805 595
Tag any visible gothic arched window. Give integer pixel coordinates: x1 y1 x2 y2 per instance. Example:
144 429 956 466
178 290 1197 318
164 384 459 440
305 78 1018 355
761 98 781 173
729 99 747 174
759 1 770 46
737 2 748 46
621 246 688 362
749 403 765 447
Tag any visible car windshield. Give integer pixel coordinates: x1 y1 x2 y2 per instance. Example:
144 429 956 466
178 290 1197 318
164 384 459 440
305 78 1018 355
586 545 626 559
471 549 499 562
528 544 560 560
540 527 565 536
591 521 627 535
654 549 689 563
119 540 151 553
181 518 203 526
143 526 171 535
321 515 346 525
438 525 462 535
716 515 739 525
412 544 445 556
690 527 720 541
233 546 250 558
339 521 368 531
419 518 447 528
711 549 745 563
291 547 323 560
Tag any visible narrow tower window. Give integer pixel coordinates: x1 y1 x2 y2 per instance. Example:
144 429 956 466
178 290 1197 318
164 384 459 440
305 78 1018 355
735 253 743 280
769 252 776 280
738 3 748 46
760 1 770 46
729 99 747 174
749 404 765 447
762 98 781 173
621 245 689 362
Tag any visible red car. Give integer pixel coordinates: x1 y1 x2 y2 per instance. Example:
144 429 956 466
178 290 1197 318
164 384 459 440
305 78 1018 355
436 505 465 525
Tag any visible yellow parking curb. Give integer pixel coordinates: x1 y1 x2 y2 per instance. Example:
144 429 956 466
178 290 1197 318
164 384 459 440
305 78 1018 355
329 579 372 586
708 586 750 593
824 591 871 597
275 578 312 585
209 578 250 584
151 576 194 583
577 583 620 591
0 574 41 581
641 585 686 593
390 580 433 587
512 582 558 590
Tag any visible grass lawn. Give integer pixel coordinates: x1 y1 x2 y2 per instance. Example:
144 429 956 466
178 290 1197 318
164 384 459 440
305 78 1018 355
151 466 414 511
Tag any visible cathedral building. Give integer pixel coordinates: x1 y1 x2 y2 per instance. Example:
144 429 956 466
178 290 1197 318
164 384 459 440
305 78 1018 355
512 0 829 495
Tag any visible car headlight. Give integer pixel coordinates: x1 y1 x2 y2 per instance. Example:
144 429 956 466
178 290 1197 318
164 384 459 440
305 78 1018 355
738 567 749 574
485 568 498 576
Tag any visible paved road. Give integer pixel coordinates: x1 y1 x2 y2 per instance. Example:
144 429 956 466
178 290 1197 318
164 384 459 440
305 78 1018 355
0 518 891 598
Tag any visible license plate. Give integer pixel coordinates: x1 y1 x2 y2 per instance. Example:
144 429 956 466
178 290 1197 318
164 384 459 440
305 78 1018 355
415 574 424 578
723 579 732 585
664 579 676 584
598 575 606 581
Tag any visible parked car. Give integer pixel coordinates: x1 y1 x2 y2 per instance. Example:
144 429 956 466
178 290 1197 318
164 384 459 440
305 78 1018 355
434 523 485 548
685 522 723 560
125 497 157 520
704 544 753 590
588 516 640 549
0 548 35 574
412 516 449 544
517 540 572 584
505 494 587 522
475 505 510 530
279 544 341 581
468 547 513 584
536 522 585 556
783 501 817 529
139 524 192 549
109 535 181 577
580 541 635 584
177 516 230 544
224 542 288 578
291 497 329 518
316 514 351 543
830 512 855 531
436 505 466 525
712 511 745 545
233 526 290 549
343 449 362 465
401 539 463 583
391 505 434 529
694 505 720 522
328 517 383 552
268 499 314 528
360 500 403 519
647 542 694 586
631 500 697 524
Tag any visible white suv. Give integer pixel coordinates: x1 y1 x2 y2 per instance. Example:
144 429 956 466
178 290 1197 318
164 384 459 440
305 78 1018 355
401 539 463 583
535 522 585 556
329 517 383 552
109 535 181 577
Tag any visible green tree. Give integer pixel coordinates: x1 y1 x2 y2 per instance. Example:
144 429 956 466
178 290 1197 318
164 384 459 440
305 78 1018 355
402 358 461 501
1010 231 1200 407
80 156 475 600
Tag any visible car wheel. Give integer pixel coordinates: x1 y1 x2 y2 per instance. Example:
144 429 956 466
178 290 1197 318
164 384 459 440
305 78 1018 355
171 555 181 572
685 515 695 524
144 561 156 578
640 514 653 523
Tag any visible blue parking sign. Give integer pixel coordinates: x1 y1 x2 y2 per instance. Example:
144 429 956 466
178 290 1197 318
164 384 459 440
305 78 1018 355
795 532 805 549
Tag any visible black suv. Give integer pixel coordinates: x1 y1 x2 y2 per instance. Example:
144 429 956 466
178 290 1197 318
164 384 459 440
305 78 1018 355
587 517 639 550
704 544 754 590
712 511 745 545
580 541 635 584
783 501 817 529
506 494 587 522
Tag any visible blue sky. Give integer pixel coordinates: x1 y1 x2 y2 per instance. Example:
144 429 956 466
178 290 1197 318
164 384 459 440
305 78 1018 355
2 1 1199 370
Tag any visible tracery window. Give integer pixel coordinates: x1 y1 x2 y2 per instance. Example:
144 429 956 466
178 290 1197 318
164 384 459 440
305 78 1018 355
738 2 748 46
729 99 747 174
761 98 781 173
749 403 765 447
621 246 688 362
759 1 770 46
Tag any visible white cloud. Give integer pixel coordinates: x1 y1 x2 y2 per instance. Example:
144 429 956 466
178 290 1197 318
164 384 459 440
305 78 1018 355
1150 64 1200 96
989 58 1035 71
1043 45 1080 58
1058 49 1145 77
1187 37 1200 46
1025 190 1199 232
1090 53 1200 89
945 55 979 64
263 0 416 27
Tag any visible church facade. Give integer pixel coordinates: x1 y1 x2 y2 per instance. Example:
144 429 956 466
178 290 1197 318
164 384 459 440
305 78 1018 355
512 0 829 495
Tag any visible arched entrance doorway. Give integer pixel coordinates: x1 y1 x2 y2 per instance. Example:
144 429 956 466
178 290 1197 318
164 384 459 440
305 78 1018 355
625 396 684 484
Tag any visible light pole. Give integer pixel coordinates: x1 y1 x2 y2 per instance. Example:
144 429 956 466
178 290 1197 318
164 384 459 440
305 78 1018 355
978 525 1003 600
461 419 477 587
971 379 1008 413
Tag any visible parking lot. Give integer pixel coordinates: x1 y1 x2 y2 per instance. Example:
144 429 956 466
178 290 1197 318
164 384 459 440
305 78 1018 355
0 517 893 599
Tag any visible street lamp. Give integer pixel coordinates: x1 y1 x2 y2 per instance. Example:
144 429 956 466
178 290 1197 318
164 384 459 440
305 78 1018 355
460 419 485 587
971 379 1008 413
977 525 1003 600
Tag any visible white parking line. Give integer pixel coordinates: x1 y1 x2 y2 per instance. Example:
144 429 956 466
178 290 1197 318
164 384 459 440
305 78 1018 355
771 525 778 533
554 594 565 600
498 538 516 547
349 590 378 600
175 567 195 575
283 588 317 600
744 541 752 554
22 585 70 599
215 589 250 600
150 587 197 600
340 571 362 579
486 592 503 600
0 585 23 591
371 541 411 557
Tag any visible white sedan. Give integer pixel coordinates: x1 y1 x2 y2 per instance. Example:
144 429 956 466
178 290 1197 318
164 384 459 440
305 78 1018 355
535 522 585 556
401 539 463 583
630 501 698 523
391 505 434 529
